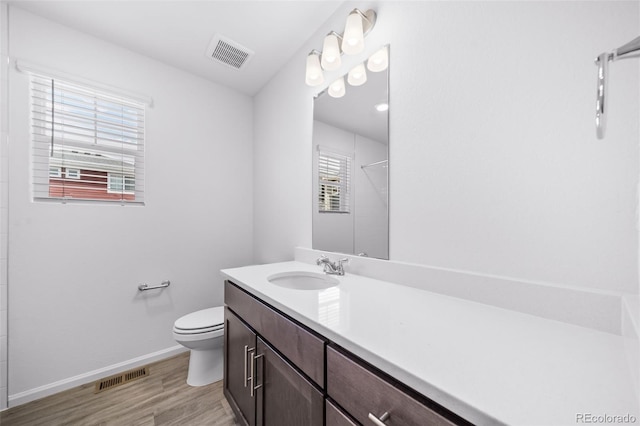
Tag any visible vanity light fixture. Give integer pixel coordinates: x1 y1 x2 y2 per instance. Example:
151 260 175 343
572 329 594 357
305 50 324 86
328 76 346 98
367 46 388 72
342 9 377 55
305 9 377 87
321 32 342 71
347 63 367 86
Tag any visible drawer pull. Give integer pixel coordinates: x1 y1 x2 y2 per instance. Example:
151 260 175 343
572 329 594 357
249 352 264 397
368 412 390 426
243 345 255 387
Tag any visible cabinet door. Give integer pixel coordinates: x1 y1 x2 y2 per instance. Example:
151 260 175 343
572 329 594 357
254 337 324 426
224 307 257 426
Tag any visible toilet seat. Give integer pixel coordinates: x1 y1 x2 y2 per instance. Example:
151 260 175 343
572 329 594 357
173 307 224 335
174 324 224 335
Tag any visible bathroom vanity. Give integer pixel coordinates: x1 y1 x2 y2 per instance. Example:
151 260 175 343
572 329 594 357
223 279 465 426
222 260 639 426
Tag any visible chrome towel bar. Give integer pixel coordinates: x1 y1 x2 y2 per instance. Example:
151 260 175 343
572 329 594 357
594 35 640 139
138 280 170 291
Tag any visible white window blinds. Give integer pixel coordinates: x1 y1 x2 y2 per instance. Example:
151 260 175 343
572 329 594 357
30 73 145 203
318 149 351 213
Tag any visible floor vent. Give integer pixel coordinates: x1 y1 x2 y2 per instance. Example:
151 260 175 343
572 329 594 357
94 366 149 393
205 34 254 70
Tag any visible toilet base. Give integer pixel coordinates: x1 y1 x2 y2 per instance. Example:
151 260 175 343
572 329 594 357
186 347 223 387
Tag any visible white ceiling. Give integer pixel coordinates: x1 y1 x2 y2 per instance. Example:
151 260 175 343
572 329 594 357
9 0 344 96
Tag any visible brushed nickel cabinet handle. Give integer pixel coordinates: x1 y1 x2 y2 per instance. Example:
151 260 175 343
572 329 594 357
368 411 390 426
249 352 264 397
243 345 255 387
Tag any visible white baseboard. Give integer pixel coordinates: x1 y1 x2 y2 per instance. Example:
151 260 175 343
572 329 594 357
7 345 188 408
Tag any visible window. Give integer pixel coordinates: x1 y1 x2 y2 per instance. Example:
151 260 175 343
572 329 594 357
318 149 351 213
65 168 80 179
49 167 61 178
30 72 145 203
108 173 135 194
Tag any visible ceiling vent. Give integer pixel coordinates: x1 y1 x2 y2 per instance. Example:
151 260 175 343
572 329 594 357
205 34 254 71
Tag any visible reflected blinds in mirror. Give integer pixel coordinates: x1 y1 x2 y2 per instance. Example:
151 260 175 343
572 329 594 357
318 147 351 213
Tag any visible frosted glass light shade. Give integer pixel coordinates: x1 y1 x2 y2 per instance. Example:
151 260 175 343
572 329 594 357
328 76 346 98
347 63 367 86
321 34 342 71
342 11 364 55
367 46 388 72
305 52 324 86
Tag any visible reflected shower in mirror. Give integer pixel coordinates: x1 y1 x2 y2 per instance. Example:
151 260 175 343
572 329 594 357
312 46 389 259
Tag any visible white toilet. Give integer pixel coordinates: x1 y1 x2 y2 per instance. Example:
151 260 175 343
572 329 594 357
173 306 224 386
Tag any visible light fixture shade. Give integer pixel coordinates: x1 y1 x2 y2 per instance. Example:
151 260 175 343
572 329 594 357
342 11 365 55
367 46 388 72
305 52 324 86
321 33 342 71
328 76 346 98
347 63 367 86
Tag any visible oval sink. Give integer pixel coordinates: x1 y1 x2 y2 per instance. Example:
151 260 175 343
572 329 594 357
267 271 339 290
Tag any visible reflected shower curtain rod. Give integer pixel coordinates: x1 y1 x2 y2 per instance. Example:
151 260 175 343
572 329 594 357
594 36 640 139
361 159 388 169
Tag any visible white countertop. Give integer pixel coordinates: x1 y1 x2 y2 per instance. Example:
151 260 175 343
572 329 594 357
221 261 639 426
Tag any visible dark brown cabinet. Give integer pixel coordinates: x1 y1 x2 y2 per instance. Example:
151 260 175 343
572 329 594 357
224 307 256 426
255 337 324 426
224 281 326 426
224 280 470 426
224 279 325 387
326 400 358 426
327 346 460 426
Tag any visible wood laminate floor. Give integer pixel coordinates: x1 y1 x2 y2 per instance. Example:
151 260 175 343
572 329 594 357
0 352 241 426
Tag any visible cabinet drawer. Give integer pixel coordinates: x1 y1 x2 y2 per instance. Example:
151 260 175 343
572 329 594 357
225 280 326 387
327 346 460 426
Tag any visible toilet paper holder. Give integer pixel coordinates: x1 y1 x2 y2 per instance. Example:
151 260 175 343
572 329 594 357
138 280 171 291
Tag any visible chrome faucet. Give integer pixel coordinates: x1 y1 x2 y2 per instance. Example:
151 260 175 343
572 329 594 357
316 255 349 276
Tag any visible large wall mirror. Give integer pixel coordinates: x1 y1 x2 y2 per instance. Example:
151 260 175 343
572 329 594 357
312 46 389 259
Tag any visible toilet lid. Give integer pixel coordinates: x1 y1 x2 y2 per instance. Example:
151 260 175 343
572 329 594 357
174 307 224 331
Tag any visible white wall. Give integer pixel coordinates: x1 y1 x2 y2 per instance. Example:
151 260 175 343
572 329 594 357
254 1 639 295
7 7 253 401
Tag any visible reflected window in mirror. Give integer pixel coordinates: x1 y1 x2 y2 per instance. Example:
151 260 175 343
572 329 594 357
312 45 389 260
318 149 352 213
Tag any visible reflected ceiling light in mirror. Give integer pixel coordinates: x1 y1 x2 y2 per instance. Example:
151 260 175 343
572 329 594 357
328 76 346 98
375 102 389 112
348 63 367 86
305 50 324 86
321 32 342 71
367 46 388 72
